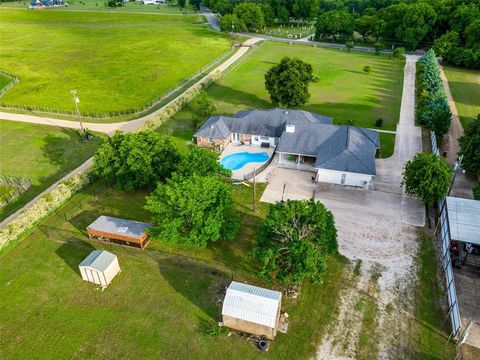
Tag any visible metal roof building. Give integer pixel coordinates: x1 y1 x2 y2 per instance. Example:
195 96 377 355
79 250 120 287
446 197 480 245
222 281 282 340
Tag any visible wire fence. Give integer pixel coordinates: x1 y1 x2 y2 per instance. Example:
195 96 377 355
0 47 236 120
0 175 32 207
431 131 462 340
0 71 19 98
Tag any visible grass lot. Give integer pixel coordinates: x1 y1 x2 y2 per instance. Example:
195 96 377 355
409 232 456 359
0 176 347 359
0 120 101 220
190 42 404 131
0 74 11 90
444 66 480 129
0 9 230 115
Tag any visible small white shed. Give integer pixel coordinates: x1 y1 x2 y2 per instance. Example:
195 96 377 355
222 281 282 340
79 250 120 287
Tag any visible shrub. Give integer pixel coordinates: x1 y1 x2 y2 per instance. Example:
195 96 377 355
375 118 383 127
473 182 480 200
363 65 371 73
393 47 405 59
346 41 354 52
373 42 383 55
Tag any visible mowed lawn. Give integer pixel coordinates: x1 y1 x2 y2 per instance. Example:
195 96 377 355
0 9 230 115
0 180 347 359
201 42 404 130
0 74 11 90
444 66 480 129
0 120 101 220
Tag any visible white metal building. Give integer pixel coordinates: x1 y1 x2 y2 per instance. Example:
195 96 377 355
79 250 120 287
222 281 282 340
446 197 480 245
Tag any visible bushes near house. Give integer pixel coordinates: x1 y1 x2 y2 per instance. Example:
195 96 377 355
417 50 452 135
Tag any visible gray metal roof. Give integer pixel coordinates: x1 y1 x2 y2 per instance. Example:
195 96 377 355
194 108 379 175
194 108 333 139
87 216 151 239
222 281 281 328
446 197 480 245
79 250 117 272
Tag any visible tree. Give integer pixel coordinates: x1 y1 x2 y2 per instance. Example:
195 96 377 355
345 41 354 52
354 14 376 42
175 146 231 178
178 0 186 8
465 19 480 47
190 0 201 10
394 2 436 50
315 10 353 42
473 182 480 200
252 199 337 284
264 57 314 108
458 114 480 176
145 174 237 248
233 2 265 32
402 152 453 206
393 47 405 60
219 13 247 33
92 131 180 190
195 92 216 117
419 95 452 135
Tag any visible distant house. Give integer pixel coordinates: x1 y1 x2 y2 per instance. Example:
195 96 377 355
221 281 282 340
86 216 152 250
79 250 120 287
194 109 380 188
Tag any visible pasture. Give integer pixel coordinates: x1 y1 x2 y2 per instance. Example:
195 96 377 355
204 42 405 130
444 66 480 129
0 179 347 359
0 120 101 220
0 9 230 116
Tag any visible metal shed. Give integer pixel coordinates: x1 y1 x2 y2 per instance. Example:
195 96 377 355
86 216 152 249
446 197 480 245
222 281 282 340
79 250 120 287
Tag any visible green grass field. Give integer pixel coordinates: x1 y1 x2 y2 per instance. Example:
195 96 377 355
444 66 480 129
0 74 11 90
0 9 230 115
199 42 405 130
0 176 347 359
0 120 101 220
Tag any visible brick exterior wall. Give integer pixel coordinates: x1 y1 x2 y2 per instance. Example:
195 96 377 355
196 137 231 150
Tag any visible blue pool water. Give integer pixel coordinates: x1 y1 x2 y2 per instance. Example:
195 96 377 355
220 152 269 171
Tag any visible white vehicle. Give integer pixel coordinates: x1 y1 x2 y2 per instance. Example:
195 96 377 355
141 0 164 4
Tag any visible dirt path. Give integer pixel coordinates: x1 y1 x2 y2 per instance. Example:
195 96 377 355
440 66 464 164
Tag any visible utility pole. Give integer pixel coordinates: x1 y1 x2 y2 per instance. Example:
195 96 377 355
70 89 86 141
252 167 256 213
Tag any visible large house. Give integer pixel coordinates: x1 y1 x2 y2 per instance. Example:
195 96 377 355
194 109 380 188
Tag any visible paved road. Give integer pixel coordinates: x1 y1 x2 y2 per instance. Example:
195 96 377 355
0 37 262 230
200 6 220 31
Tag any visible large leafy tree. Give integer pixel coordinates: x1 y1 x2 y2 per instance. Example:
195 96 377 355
92 131 180 190
220 13 247 33
175 146 231 178
402 152 453 206
253 199 337 284
459 114 480 176
315 10 353 42
233 2 265 32
264 57 314 108
145 174 237 248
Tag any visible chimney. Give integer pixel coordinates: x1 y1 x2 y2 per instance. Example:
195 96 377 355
286 123 295 133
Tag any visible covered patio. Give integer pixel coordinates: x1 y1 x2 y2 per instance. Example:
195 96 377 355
277 152 316 172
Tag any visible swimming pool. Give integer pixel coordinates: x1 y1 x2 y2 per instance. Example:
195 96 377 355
220 152 269 171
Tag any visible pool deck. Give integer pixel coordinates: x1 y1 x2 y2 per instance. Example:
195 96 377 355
220 144 275 180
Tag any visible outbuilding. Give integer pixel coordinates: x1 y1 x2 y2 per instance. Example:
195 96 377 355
221 281 282 340
79 250 120 287
86 216 152 250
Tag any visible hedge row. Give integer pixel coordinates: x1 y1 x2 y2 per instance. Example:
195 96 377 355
0 172 92 251
417 50 452 136
140 71 222 131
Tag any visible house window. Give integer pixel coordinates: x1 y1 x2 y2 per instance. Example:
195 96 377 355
232 133 240 142
260 136 269 141
254 136 259 141
208 138 213 144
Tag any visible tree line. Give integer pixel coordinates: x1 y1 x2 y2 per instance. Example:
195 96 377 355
211 0 480 68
